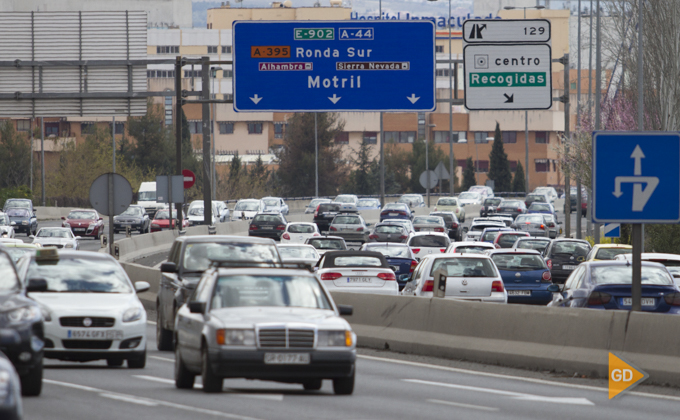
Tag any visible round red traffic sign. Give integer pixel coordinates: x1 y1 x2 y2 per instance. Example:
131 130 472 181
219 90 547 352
182 169 196 189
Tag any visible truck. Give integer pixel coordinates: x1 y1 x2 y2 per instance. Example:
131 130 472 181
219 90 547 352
137 181 166 217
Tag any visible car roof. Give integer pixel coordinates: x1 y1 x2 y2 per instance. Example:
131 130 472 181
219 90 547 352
287 221 315 225
487 248 541 255
410 232 449 237
322 250 384 258
592 244 632 249
69 208 97 212
364 242 409 248
430 211 455 215
237 198 262 203
31 249 114 260
584 260 666 269
516 236 551 241
551 238 590 244
174 235 276 245
277 243 317 249
451 241 495 247
310 235 345 241
216 267 316 276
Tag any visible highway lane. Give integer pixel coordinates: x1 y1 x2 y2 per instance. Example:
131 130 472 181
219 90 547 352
22 320 680 420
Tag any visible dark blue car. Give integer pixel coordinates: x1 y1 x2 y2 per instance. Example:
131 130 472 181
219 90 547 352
379 203 412 222
479 227 513 244
360 243 417 291
547 261 680 313
487 249 553 304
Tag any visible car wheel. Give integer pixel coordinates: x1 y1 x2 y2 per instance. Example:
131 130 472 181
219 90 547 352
127 350 146 369
303 379 323 391
20 363 42 396
156 308 174 351
201 347 223 393
175 346 195 389
107 358 124 367
332 366 355 395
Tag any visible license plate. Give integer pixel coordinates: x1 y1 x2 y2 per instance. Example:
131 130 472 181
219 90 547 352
67 329 124 339
389 213 398 216
262 226 273 230
121 222 132 225
622 298 655 306
348 277 372 283
264 353 310 365
507 290 531 296
562 265 577 270
73 228 86 232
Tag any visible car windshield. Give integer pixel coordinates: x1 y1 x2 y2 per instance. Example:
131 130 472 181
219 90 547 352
459 192 479 200
529 203 551 211
498 234 527 248
183 242 281 272
212 275 331 310
5 247 35 263
235 201 260 211
308 199 329 207
37 229 70 238
375 225 404 234
7 208 30 217
535 188 551 195
27 257 132 293
551 241 591 257
357 199 378 207
319 204 341 212
491 254 547 271
138 191 156 201
431 257 497 277
384 204 407 211
595 248 632 260
366 246 411 258
333 216 360 225
501 201 523 208
452 246 491 254
68 211 97 220
469 186 487 193
154 210 178 220
308 239 345 250
515 240 550 252
263 198 279 206
335 196 354 203
0 214 9 225
409 235 448 247
590 265 673 285
188 206 204 216
482 231 503 242
413 217 442 225
121 207 144 217
484 198 502 206
0 254 20 291
288 224 315 234
515 215 544 224
277 246 318 260
5 200 30 209
253 215 282 224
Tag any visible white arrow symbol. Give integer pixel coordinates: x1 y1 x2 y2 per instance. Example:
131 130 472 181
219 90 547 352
328 94 341 104
250 94 262 104
631 144 645 175
407 94 420 104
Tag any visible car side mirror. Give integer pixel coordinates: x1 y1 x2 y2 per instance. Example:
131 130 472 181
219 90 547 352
547 284 560 293
61 216 66 220
188 301 206 314
10 221 16 226
337 305 353 316
160 262 177 273
99 217 103 221
27 278 48 292
29 235 35 239
134 281 150 293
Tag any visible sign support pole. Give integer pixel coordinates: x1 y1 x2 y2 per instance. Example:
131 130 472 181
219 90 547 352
314 113 319 198
175 56 184 230
632 224 642 311
563 54 571 238
108 173 114 256
632 0 645 311
201 56 213 226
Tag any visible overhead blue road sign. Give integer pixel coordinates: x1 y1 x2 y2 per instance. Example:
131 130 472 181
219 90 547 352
593 132 680 223
233 21 435 112
604 223 620 238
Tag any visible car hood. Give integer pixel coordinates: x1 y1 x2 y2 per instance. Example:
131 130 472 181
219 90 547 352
8 215 30 221
209 306 348 329
29 292 141 313
66 218 97 224
114 215 143 221
33 237 74 244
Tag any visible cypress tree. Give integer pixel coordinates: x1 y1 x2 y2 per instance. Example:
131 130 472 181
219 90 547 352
487 122 512 192
461 157 476 191
513 162 526 193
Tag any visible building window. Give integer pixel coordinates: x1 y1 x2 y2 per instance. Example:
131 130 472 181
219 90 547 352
224 93 233 101
457 159 468 169
274 122 285 138
156 46 179 54
219 122 234 134
384 131 416 143
510 161 518 172
44 122 59 136
222 46 232 54
570 82 576 90
147 70 175 78
535 159 549 172
535 131 548 144
335 132 349 144
247 123 263 134
110 121 125 133
502 131 517 143
434 131 449 143
474 132 489 143
188 121 201 134
222 70 233 78
475 160 489 173
435 45 444 53
208 46 218 54
363 132 377 144
183 70 203 78
80 122 95 135
436 69 451 77
17 120 30 132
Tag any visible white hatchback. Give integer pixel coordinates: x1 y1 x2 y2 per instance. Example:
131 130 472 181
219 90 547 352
446 241 496 254
317 251 399 295
281 222 320 244
407 232 451 260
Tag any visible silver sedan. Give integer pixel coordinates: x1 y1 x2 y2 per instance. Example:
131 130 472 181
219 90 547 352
31 227 79 250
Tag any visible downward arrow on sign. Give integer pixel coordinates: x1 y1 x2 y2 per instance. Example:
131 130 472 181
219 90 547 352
407 94 420 104
503 93 514 103
328 94 341 104
250 94 263 104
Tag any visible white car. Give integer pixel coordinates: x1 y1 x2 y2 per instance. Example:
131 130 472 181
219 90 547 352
401 253 507 303
31 227 80 250
614 253 680 285
533 186 558 204
232 199 265 221
446 241 496 254
262 197 289 215
281 222 320 244
457 191 483 206
407 232 451 260
0 212 16 238
186 200 218 226
333 194 359 205
17 249 150 367
214 201 230 222
317 251 398 295
277 244 320 267
468 185 494 199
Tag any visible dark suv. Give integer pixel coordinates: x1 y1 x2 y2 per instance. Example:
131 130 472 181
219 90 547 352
429 211 462 241
313 202 343 232
248 212 288 240
543 239 592 284
156 235 282 350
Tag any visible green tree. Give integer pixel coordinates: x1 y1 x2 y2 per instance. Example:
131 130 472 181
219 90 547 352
384 142 410 193
0 122 31 189
512 162 526 193
409 139 450 193
461 157 476 191
487 122 512 192
277 113 347 197
124 100 174 175
347 140 376 195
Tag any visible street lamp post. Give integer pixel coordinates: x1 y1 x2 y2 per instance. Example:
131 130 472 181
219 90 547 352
426 123 436 207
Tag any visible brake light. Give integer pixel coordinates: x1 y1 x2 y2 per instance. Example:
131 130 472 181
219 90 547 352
378 272 396 281
321 272 342 281
452 222 459 228
282 233 290 240
249 225 258 230
587 291 612 306
422 279 434 292
314 204 320 218
399 211 408 216
415 227 421 231
410 260 418 273
435 228 444 232
541 271 552 282
369 234 379 239
276 224 286 230
518 208 523 212
356 227 363 232
400 235 408 240
546 259 552 269
491 281 504 292
313 232 320 236
664 293 680 306
330 226 337 231
412 248 421 254
539 224 545 230
494 244 501 249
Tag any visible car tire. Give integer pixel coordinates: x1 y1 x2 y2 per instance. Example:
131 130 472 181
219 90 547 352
174 347 195 389
20 363 42 396
107 358 124 367
332 367 355 395
303 379 323 391
156 309 174 351
127 350 146 369
201 347 223 393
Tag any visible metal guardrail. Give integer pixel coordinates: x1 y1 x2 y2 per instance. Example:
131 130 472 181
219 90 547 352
222 192 529 204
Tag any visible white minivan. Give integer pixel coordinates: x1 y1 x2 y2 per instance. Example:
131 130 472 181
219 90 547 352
137 182 166 216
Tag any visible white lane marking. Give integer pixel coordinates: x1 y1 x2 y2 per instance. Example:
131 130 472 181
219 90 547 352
428 399 499 412
404 379 594 406
44 379 262 420
359 355 680 402
147 320 157 325
150 356 175 363
134 375 284 401
100 393 159 406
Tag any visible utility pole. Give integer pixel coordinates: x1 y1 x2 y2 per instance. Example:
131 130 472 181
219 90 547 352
201 56 213 226
175 56 184 230
586 0 594 238
315 113 319 197
576 0 583 239
40 117 45 206
594 0 601 244
563 54 571 238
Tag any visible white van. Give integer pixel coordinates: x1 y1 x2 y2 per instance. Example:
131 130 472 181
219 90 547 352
137 182 167 216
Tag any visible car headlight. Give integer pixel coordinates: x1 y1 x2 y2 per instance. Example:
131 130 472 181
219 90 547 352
64 243 74 248
7 305 41 324
317 330 353 347
122 307 143 323
22 221 28 225
216 329 255 346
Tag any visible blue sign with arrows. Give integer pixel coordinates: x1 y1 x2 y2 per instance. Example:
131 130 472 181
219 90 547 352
592 132 680 223
232 21 435 112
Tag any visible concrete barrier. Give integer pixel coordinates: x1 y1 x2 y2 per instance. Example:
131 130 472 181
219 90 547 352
35 206 75 221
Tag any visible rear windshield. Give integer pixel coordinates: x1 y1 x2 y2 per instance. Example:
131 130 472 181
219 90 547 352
515 240 550 252
375 225 404 234
335 196 355 203
357 199 378 207
212 275 331 310
308 239 346 250
409 235 449 247
366 246 411 259
5 247 36 263
308 199 329 207
471 224 503 232
529 203 551 211
550 241 590 257
482 231 504 242
501 201 522 208
384 204 408 211
437 198 457 206
331 256 384 267
413 217 443 225
491 254 547 271
452 246 491 254
235 201 260 211
595 248 632 260
183 242 281 272
484 198 502 206
288 224 315 234
527 195 546 201
590 265 672 285
318 204 341 212
277 246 318 260
431 214 454 222
497 233 528 248
459 193 479 200
515 215 544 224
253 215 283 224
332 216 360 225
431 257 497 277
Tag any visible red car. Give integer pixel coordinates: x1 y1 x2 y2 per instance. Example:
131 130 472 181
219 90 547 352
150 209 189 232
61 209 104 239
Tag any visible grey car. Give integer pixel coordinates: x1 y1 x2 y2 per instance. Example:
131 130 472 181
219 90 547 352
31 227 79 250
512 214 550 237
173 266 356 394
412 216 446 234
113 205 150 234
368 223 409 243
496 200 527 220
328 214 370 243
511 237 552 255
305 198 331 214
262 197 289 215
305 236 347 257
